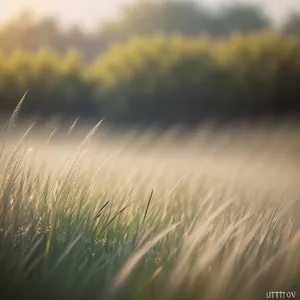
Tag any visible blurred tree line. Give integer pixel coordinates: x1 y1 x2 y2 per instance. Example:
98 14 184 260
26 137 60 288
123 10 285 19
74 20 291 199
2 0 300 61
1 0 300 126
1 33 300 126
2 1 296 60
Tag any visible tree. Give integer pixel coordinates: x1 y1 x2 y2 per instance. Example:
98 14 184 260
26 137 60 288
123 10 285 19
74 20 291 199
0 11 107 60
215 4 270 36
99 1 271 41
0 2 272 60
282 13 300 36
99 0 214 40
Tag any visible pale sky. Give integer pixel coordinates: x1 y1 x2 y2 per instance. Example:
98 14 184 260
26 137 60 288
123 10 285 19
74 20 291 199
1 0 300 30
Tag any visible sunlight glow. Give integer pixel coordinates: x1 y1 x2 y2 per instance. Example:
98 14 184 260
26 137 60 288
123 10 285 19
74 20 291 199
2 0 300 29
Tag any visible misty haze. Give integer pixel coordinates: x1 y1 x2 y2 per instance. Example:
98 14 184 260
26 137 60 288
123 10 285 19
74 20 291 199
1 1 300 300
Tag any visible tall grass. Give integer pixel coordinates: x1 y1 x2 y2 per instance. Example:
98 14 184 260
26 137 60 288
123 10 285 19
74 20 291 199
0 99 300 300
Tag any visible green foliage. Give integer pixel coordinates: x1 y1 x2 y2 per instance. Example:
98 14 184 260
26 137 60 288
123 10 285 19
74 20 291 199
88 33 300 124
0 49 96 119
214 33 300 114
1 32 300 125
88 35 225 124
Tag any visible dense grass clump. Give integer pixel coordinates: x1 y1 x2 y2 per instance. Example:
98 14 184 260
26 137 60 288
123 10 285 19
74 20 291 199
0 103 300 300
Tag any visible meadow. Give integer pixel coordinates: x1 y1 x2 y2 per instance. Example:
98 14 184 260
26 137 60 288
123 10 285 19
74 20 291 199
1 101 300 300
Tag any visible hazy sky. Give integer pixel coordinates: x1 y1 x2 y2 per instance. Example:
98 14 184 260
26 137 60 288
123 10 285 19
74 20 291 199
2 0 300 29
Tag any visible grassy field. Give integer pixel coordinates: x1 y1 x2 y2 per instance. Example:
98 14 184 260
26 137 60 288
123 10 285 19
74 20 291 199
0 106 300 300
